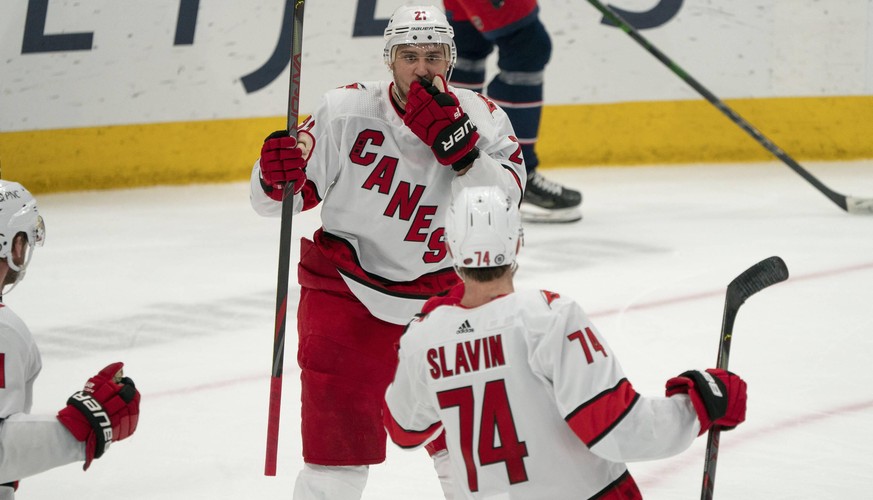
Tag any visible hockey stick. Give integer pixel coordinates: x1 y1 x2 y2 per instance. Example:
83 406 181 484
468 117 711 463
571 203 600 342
701 256 789 499
586 0 873 215
265 0 306 477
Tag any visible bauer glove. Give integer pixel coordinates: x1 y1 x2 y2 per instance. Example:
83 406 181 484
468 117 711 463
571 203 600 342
665 368 747 435
57 362 141 470
403 75 480 171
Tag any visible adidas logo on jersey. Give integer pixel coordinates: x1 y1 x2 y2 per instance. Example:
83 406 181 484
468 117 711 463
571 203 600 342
456 320 474 335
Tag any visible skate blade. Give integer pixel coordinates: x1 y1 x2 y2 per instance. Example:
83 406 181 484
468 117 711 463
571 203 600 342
520 204 582 223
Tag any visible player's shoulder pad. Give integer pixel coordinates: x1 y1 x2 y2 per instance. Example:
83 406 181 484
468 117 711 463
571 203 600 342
523 289 578 316
325 82 372 102
335 82 367 91
476 93 498 114
540 290 561 305
452 87 494 112
537 289 564 309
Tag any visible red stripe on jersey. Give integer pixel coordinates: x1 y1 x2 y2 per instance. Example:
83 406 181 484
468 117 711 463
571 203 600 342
591 470 642 500
424 431 448 456
565 379 639 447
383 403 442 449
505 166 524 201
312 229 460 299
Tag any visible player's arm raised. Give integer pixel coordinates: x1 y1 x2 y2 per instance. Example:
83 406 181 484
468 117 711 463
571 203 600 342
404 75 525 206
537 301 747 462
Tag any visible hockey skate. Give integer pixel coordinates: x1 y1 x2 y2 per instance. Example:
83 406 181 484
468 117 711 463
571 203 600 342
521 171 583 223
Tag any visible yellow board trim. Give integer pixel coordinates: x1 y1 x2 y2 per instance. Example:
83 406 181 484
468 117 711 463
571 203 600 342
540 95 873 167
1 96 871 194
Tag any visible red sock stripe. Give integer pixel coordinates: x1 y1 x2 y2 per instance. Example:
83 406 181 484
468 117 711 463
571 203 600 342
565 379 639 447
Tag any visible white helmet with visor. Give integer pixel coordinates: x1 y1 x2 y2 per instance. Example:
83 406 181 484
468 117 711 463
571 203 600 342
383 5 456 69
0 180 45 294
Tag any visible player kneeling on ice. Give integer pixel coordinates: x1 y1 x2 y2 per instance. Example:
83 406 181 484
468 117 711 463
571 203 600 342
384 185 747 499
0 180 141 496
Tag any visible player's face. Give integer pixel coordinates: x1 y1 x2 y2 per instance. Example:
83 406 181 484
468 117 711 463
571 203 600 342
390 44 450 104
3 234 28 286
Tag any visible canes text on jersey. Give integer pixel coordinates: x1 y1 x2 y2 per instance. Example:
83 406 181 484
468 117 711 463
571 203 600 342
427 334 506 379
351 129 446 264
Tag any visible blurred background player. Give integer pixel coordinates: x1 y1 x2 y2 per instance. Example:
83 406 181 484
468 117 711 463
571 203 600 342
0 180 141 497
384 186 748 499
249 5 526 499
443 0 583 223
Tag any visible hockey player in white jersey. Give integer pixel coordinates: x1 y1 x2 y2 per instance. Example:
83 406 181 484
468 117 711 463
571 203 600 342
249 4 526 499
0 180 140 497
384 186 748 499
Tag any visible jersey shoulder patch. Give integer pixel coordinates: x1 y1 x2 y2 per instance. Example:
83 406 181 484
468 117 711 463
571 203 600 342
337 82 366 90
298 114 315 132
540 290 561 306
476 93 498 114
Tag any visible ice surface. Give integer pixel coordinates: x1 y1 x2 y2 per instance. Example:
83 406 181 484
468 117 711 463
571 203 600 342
13 160 873 499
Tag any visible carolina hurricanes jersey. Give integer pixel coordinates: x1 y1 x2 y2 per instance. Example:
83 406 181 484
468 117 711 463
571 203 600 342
251 80 526 324
0 305 82 485
385 286 701 499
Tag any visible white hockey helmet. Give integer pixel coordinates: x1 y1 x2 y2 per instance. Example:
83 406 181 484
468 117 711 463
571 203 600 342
383 5 457 68
0 180 45 292
445 186 522 269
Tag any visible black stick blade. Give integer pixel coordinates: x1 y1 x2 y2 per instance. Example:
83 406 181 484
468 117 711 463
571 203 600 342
727 256 789 306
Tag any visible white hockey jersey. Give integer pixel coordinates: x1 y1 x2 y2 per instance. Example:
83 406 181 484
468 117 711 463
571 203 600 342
385 286 701 499
0 305 82 487
251 81 527 324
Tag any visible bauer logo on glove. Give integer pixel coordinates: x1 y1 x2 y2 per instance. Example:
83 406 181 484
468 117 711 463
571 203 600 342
56 362 141 470
437 116 476 158
403 75 480 169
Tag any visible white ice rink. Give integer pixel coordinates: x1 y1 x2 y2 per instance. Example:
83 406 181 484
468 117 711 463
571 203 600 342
11 159 873 499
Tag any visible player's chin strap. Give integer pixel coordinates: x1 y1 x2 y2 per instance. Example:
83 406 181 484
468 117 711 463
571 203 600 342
391 83 407 108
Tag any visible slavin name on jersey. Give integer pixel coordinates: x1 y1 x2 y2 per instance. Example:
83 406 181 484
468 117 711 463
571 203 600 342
426 334 505 379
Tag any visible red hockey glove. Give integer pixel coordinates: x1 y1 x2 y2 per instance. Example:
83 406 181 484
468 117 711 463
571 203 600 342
666 368 746 435
403 75 480 171
57 362 141 470
259 129 312 201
